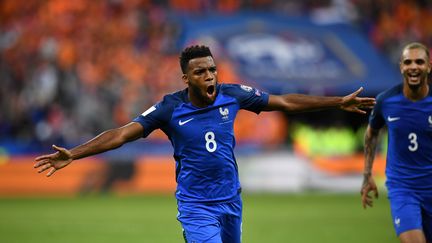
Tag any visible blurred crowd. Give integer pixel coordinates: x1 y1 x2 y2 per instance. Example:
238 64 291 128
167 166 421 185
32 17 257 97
354 0 432 64
1 0 183 146
1 0 432 149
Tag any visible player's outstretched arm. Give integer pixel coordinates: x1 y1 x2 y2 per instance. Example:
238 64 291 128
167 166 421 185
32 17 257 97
361 125 380 209
34 122 144 177
263 87 375 114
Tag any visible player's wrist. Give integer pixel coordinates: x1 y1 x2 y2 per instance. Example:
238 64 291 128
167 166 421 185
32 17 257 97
337 97 345 108
363 172 372 178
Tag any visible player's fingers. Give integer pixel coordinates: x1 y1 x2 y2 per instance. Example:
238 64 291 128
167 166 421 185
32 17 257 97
52 144 66 153
364 194 373 206
361 192 368 208
374 189 379 199
356 100 375 109
34 159 50 168
35 154 54 161
46 168 56 177
360 186 368 196
351 87 363 96
361 188 376 208
362 197 372 208
38 164 52 173
364 193 371 200
357 97 375 103
363 101 376 107
353 108 366 114
361 196 366 208
362 97 376 102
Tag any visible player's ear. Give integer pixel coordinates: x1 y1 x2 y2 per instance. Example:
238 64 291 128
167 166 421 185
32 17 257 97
182 74 189 84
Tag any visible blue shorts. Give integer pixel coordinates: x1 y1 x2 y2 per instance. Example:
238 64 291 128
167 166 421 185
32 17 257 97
388 191 432 240
177 197 242 243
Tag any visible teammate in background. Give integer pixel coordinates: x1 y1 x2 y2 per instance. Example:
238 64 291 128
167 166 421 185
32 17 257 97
361 42 432 243
35 45 375 243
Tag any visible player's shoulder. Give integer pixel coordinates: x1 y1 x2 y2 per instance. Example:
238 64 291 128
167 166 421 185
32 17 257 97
376 83 403 103
159 88 188 106
149 89 188 116
219 83 261 96
220 83 252 91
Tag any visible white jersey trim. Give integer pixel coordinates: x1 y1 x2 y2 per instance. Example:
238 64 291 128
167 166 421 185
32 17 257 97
141 106 156 117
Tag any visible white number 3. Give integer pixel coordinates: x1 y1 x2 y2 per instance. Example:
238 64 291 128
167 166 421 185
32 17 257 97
205 131 217 152
408 132 418 152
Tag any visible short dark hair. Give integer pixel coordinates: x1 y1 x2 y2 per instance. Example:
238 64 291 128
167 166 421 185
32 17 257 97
179 45 213 74
402 42 430 61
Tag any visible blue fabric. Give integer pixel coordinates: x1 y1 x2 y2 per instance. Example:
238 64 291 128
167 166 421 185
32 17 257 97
389 192 432 239
177 196 242 243
133 83 269 202
369 84 432 193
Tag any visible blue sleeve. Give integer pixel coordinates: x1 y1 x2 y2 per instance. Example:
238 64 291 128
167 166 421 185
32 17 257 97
132 97 173 138
368 93 385 130
222 84 269 114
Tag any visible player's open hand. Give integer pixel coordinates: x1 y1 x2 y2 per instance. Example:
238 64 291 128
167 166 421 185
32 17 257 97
34 145 73 177
340 87 376 114
360 175 379 209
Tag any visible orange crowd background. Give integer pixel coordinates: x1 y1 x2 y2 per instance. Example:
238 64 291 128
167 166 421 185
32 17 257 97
1 0 431 148
1 0 428 196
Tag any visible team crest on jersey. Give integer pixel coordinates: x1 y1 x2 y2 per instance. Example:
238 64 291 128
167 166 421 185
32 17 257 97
394 217 401 228
219 107 229 120
428 115 432 127
240 85 253 92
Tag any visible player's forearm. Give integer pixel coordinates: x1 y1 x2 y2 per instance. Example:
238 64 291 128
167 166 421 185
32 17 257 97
363 127 380 176
69 128 127 160
275 94 343 113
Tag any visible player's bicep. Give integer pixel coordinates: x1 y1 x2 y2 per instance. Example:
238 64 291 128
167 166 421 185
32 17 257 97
118 122 145 142
365 125 380 139
262 95 286 111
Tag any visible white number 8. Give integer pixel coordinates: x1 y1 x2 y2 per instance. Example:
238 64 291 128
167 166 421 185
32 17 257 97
205 131 217 152
408 132 418 152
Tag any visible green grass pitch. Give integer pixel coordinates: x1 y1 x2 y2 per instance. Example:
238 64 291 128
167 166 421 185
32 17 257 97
0 193 394 243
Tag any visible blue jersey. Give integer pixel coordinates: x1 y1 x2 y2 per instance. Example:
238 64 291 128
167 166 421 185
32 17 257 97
133 84 269 202
369 84 432 194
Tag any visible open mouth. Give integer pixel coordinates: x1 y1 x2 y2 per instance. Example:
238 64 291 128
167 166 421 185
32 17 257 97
207 85 215 96
408 73 420 78
407 72 421 83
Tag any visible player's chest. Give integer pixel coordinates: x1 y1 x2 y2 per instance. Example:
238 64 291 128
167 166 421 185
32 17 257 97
169 103 238 138
383 100 432 132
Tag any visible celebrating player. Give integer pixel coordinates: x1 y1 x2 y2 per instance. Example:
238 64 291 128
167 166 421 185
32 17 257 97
361 42 432 243
35 45 375 242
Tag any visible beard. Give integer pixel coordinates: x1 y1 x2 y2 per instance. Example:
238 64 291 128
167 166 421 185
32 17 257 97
405 74 428 90
189 82 217 106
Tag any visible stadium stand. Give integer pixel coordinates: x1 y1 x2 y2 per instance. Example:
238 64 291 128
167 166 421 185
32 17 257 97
0 0 431 195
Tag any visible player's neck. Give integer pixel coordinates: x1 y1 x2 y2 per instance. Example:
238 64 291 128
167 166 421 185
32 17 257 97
189 95 206 108
403 82 429 101
187 91 212 108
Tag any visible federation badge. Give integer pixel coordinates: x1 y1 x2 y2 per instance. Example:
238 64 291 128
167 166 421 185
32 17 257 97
240 85 253 92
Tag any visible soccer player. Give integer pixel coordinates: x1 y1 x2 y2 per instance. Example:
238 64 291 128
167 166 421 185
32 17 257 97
35 45 375 243
361 42 432 243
